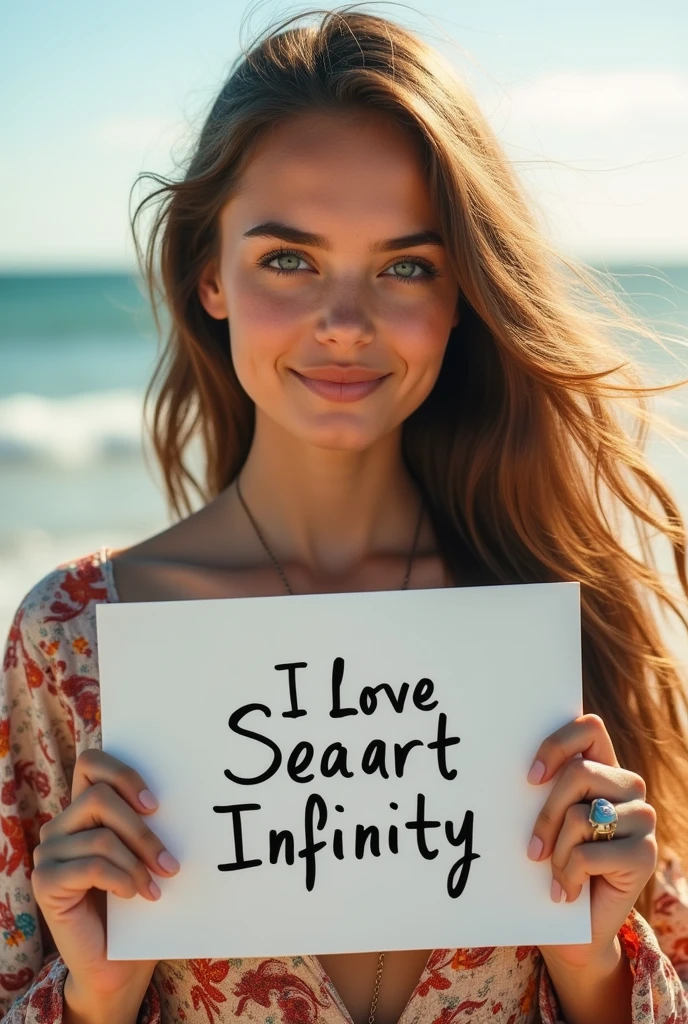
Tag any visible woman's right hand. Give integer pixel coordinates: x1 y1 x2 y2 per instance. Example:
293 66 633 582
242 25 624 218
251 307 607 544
31 747 181 1013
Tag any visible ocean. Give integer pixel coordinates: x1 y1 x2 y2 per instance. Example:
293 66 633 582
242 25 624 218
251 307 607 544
2 265 688 653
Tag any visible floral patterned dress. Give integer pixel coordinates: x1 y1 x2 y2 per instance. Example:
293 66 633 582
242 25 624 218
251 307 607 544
1 547 688 1024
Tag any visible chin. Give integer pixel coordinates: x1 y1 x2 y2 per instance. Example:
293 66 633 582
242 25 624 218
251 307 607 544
293 415 387 452
308 429 381 452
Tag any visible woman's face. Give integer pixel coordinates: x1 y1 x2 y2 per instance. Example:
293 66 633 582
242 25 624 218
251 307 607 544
199 109 460 451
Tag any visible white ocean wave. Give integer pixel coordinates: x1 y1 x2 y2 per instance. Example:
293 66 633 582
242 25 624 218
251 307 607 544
0 389 148 465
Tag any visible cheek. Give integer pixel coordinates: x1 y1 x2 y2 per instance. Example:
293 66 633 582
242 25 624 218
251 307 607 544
236 276 312 330
227 279 306 388
389 303 452 378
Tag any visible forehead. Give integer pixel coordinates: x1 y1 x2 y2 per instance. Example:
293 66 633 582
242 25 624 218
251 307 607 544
222 110 436 238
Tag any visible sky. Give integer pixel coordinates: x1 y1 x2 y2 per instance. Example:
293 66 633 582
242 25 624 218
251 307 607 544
2 0 688 270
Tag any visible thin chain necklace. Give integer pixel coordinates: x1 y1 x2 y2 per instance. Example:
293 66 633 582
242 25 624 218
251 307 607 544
235 475 424 1021
235 473 424 595
367 951 386 1024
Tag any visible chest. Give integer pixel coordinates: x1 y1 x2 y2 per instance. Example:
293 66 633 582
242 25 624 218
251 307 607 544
151 946 543 1024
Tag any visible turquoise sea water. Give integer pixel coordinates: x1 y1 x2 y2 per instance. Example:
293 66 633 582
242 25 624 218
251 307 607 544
1 265 687 637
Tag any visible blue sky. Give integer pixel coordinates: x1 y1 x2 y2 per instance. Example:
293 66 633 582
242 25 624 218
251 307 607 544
3 0 687 269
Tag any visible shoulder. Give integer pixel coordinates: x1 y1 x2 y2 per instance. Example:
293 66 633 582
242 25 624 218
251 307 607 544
3 548 114 701
6 547 114 646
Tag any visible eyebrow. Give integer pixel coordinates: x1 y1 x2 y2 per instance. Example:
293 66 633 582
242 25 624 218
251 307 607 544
242 220 445 253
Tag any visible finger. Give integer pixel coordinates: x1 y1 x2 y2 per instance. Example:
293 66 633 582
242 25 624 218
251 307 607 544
71 747 159 815
32 856 149 908
527 759 646 863
527 714 618 787
38 782 180 879
33 827 161 902
553 832 658 903
549 799 655 902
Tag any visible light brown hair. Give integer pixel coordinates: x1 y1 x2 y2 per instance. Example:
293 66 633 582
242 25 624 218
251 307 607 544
129 4 688 924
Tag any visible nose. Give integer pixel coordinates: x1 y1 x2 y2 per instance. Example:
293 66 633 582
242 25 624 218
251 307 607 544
313 293 374 352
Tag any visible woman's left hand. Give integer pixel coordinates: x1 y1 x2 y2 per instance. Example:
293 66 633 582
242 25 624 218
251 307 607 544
527 712 658 971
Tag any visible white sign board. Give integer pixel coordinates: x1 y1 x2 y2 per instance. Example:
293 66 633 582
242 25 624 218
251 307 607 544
96 582 590 960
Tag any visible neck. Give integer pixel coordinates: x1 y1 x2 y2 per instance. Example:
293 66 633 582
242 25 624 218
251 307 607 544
233 412 424 576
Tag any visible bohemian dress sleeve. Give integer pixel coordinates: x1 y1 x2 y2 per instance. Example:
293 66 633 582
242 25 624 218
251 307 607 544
0 553 160 1024
0 549 687 1024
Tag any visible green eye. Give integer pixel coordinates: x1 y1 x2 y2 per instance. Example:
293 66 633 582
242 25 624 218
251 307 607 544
256 248 440 284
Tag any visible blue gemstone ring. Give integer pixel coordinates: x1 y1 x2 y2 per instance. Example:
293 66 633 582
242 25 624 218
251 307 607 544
589 798 619 840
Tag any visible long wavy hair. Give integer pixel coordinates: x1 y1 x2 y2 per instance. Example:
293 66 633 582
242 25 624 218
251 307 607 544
129 4 688 925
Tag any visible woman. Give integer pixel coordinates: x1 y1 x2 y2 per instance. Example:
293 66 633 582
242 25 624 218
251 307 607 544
2 7 688 1023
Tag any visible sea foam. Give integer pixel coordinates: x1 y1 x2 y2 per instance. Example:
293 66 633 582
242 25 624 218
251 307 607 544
0 389 147 465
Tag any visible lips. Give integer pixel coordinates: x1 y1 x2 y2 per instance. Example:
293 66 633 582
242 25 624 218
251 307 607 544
296 365 388 383
290 366 390 403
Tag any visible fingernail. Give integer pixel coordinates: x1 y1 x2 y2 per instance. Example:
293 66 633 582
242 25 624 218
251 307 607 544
527 760 546 785
139 789 159 810
157 850 180 873
149 880 161 900
550 879 566 903
527 834 544 861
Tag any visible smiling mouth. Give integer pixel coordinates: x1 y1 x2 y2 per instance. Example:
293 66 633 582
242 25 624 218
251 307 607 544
290 369 390 403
